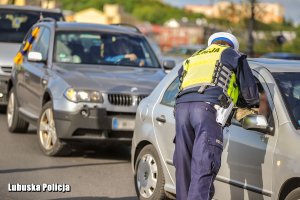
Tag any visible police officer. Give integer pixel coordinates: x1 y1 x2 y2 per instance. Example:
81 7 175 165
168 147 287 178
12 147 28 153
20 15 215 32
173 32 259 200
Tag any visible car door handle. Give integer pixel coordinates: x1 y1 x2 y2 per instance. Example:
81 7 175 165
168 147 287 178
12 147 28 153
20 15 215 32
156 115 166 123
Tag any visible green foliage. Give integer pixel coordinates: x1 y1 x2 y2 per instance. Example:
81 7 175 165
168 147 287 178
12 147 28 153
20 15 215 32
282 27 300 54
59 0 204 25
59 0 300 55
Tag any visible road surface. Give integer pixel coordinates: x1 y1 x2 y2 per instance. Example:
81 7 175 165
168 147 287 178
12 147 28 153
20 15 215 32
0 110 138 200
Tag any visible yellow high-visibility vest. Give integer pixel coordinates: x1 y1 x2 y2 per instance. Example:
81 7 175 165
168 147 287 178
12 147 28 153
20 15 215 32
181 44 239 104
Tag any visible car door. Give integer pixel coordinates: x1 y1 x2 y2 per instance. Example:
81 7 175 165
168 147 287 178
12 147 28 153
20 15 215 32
152 77 179 184
214 72 277 200
15 28 34 111
18 26 51 119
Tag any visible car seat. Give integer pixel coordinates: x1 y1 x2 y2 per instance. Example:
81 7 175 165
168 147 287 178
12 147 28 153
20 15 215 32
69 43 87 63
0 18 12 31
89 45 101 64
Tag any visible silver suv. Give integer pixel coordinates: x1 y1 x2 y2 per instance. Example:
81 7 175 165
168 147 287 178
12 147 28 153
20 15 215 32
0 5 64 106
131 59 300 200
7 20 174 156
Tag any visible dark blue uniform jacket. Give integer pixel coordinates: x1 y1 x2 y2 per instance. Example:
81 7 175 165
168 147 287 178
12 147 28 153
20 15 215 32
176 47 259 106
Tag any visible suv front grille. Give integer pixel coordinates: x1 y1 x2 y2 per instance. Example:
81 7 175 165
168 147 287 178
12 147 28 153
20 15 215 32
137 95 147 105
108 94 133 106
107 94 147 106
1 66 12 74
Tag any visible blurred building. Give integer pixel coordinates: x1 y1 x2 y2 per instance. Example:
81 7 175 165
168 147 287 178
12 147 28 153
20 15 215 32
185 1 284 24
140 19 207 51
0 0 23 5
0 0 56 8
73 4 139 25
254 3 284 24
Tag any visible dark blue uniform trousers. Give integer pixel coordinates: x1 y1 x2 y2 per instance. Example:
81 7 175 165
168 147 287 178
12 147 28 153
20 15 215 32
174 102 223 200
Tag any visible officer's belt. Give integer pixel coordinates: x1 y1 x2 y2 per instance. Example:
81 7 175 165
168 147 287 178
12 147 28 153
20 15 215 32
177 83 215 98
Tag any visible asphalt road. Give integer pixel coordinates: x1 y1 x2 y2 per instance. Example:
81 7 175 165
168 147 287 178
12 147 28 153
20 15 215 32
0 110 138 200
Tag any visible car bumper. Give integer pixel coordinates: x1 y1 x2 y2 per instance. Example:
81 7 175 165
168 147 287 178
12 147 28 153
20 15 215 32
0 75 9 105
54 107 135 143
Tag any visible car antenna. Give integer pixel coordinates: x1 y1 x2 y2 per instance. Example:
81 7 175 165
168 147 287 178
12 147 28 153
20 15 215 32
227 25 233 33
40 12 44 20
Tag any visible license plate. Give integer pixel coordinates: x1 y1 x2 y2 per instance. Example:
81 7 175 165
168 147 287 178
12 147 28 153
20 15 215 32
112 117 135 131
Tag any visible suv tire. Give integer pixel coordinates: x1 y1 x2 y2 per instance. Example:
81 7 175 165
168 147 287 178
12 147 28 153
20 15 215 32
7 88 29 133
285 188 300 200
37 101 71 156
134 144 167 200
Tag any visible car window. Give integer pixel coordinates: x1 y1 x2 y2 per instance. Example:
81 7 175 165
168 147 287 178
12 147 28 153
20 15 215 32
233 80 274 129
161 77 180 107
273 72 300 129
0 9 62 43
54 31 160 68
14 26 41 65
30 27 51 60
19 27 33 49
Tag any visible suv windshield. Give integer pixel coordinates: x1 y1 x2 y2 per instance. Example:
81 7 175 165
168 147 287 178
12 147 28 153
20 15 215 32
273 72 300 129
54 31 160 68
0 9 63 43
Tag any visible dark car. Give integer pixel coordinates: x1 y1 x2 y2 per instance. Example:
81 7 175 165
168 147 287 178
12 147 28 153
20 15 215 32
261 52 300 60
0 5 64 106
162 44 206 64
7 20 174 156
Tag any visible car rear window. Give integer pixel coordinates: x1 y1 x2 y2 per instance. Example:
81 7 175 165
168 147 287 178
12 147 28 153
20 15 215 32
273 72 300 129
0 9 63 43
54 31 161 68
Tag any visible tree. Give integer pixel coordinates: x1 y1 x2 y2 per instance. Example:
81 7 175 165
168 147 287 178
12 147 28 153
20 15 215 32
247 0 256 57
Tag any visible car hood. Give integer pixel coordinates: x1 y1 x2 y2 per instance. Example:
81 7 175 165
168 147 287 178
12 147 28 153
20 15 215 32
53 63 166 95
0 42 20 66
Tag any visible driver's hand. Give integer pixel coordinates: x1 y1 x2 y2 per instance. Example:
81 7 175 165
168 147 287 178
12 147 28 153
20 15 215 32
235 107 258 122
124 53 137 61
139 59 145 67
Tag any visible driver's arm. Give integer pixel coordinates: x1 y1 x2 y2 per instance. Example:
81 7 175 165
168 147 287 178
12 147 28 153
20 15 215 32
104 55 126 63
124 53 137 61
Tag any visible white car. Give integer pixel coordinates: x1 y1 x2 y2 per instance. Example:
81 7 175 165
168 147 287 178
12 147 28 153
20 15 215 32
131 58 300 200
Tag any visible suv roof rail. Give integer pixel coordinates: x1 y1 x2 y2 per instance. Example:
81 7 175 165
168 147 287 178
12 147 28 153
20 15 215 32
37 17 57 27
110 23 142 33
38 17 56 23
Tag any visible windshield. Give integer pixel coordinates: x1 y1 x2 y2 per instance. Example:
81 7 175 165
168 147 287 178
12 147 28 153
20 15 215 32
54 31 161 68
0 9 63 43
273 72 300 129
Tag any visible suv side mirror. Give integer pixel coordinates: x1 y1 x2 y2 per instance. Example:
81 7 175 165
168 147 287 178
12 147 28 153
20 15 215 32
28 52 44 62
162 60 176 70
241 114 273 134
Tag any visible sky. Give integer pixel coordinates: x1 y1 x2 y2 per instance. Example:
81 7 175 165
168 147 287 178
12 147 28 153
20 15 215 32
164 0 300 24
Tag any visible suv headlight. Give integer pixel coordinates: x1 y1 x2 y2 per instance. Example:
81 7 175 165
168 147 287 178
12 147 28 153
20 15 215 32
64 88 103 103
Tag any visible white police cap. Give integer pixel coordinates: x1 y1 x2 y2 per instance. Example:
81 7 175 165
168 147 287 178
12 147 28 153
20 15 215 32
208 32 239 51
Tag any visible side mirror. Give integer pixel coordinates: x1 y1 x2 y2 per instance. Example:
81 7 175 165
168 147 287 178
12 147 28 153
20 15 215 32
241 114 273 134
28 52 44 62
162 59 176 70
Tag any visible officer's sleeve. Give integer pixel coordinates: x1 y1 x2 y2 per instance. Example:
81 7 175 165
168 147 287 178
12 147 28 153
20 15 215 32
221 49 259 107
236 55 259 106
177 65 184 90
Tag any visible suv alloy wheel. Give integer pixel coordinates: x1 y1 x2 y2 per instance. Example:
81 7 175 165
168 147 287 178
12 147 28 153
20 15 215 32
37 101 70 156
